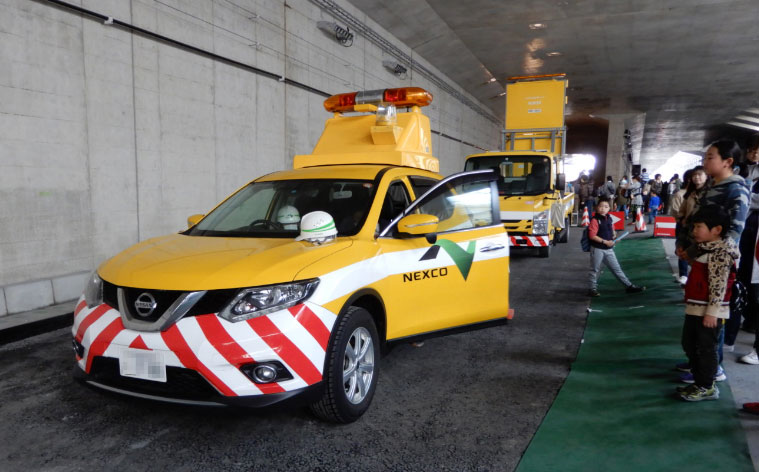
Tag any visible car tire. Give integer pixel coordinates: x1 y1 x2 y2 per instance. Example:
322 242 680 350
538 244 551 258
558 218 570 243
309 306 379 423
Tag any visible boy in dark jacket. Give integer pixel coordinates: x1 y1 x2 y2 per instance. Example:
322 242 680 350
587 197 645 297
677 206 740 402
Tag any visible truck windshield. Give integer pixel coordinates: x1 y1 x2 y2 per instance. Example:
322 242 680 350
185 179 375 238
465 155 551 196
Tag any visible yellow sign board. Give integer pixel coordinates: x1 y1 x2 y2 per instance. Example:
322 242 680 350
505 78 567 130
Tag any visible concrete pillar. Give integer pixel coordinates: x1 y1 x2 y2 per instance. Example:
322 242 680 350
600 113 645 181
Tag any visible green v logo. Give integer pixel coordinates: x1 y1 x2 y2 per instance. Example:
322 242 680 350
419 239 476 280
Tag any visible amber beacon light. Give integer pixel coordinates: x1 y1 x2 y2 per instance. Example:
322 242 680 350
323 87 433 112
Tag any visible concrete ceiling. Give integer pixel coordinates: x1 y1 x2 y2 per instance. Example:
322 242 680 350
347 0 759 167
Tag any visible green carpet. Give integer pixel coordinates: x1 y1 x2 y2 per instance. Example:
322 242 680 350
516 237 754 471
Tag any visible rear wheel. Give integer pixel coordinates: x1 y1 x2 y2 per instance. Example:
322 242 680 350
558 218 570 243
310 306 379 423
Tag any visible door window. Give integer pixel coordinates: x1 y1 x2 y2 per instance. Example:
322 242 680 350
380 171 499 236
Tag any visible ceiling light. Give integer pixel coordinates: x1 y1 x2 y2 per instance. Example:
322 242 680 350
529 23 546 30
546 51 562 57
728 121 759 132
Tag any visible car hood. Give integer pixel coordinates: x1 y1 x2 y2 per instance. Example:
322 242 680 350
98 234 353 290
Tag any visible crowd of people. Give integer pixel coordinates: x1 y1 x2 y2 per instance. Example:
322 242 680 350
576 136 759 412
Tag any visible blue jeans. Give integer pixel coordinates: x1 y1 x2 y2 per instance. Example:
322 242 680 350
647 208 658 223
617 204 628 219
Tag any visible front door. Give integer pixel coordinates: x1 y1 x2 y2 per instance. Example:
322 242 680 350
377 170 510 339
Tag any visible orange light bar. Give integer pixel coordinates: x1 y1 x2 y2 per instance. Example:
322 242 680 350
324 87 433 112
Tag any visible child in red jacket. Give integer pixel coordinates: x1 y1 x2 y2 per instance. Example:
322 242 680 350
678 205 740 401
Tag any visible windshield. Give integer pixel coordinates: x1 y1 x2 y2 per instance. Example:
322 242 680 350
465 155 551 196
185 179 375 238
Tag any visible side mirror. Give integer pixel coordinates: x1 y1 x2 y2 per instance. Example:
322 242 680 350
396 214 439 237
187 214 205 228
555 173 566 191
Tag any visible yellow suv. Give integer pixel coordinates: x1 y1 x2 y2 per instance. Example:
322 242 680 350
72 87 511 422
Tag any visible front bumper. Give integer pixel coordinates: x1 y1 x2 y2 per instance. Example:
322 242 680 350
71 296 337 407
508 234 550 247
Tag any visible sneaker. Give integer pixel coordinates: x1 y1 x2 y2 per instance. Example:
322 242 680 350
742 402 759 415
676 383 691 393
724 344 735 353
679 366 726 383
626 284 645 293
739 349 759 365
675 362 690 372
588 289 600 297
678 276 688 285
680 383 719 402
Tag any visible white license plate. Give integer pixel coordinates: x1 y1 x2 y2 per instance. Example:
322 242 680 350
119 348 167 382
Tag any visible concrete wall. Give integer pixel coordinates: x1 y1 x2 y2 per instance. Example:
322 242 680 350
0 0 501 315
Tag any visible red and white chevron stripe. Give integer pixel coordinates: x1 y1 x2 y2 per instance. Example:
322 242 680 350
508 235 550 247
71 296 337 397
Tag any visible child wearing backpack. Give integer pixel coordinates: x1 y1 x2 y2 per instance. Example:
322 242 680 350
587 196 646 297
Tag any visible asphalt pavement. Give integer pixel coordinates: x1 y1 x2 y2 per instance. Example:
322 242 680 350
0 235 591 471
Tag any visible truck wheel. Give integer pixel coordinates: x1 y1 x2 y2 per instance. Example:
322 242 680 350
538 244 551 258
309 306 379 423
558 218 570 243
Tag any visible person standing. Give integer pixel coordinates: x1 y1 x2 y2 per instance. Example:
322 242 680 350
670 169 692 284
736 133 759 364
665 174 682 214
677 206 739 401
575 174 595 225
617 177 630 219
647 191 661 224
587 197 645 297
629 175 643 222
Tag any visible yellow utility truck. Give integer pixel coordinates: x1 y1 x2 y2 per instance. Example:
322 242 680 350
464 74 574 257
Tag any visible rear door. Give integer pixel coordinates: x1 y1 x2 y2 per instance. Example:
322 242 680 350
377 170 510 339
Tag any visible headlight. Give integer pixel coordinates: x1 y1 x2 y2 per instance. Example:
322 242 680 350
84 271 103 308
219 279 320 323
533 210 549 235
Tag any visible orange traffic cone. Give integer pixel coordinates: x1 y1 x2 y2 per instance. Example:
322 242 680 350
635 208 647 232
581 206 590 227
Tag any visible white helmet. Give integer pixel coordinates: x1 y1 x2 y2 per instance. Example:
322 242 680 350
276 205 300 230
295 211 337 244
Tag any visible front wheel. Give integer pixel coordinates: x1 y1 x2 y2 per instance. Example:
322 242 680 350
558 218 570 243
310 306 379 423
538 244 551 258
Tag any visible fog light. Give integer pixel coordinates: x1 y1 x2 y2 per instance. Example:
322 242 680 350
72 339 84 358
240 361 293 384
253 365 277 383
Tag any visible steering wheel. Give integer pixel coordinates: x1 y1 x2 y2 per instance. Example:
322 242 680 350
248 219 284 230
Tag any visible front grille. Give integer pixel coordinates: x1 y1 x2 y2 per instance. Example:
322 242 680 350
101 280 237 318
186 288 238 316
88 356 219 401
121 287 183 322
502 219 532 233
103 281 118 309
